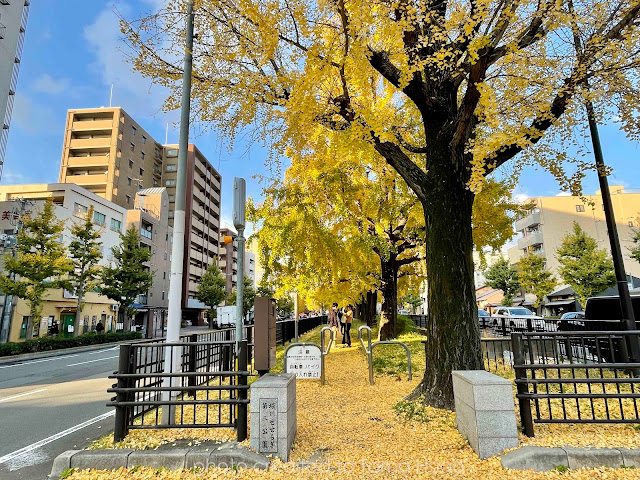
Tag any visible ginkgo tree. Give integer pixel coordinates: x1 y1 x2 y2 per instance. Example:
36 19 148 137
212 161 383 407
126 0 640 406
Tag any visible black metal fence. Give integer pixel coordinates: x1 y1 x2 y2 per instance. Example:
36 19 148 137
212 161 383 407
108 316 327 441
513 331 640 436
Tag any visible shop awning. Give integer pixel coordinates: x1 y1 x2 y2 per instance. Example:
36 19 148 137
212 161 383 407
544 299 575 307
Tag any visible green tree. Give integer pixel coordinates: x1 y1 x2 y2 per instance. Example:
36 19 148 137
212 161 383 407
556 222 616 306
100 226 153 332
68 205 103 337
0 199 72 339
484 258 520 306
276 295 294 318
630 225 640 265
517 255 556 315
195 264 226 327
255 281 275 298
227 276 257 320
402 292 423 314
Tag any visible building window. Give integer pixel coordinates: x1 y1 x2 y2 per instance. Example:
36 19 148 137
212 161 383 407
141 151 145 160
73 203 88 218
129 159 133 169
127 177 132 186
168 195 175 202
126 195 131 204
131 126 137 135
110 218 122 232
575 205 585 212
166 179 176 186
93 211 106 226
629 221 634 227
162 291 165 300
142 135 147 144
153 179 159 187
163 271 166 279
166 164 177 172
130 142 135 151
164 252 168 260
139 167 144 176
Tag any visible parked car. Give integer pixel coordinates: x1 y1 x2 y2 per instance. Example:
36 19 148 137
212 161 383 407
399 309 410 315
492 306 546 331
478 309 490 327
560 312 585 320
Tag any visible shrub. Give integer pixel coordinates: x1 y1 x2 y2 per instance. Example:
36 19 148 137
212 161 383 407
396 314 416 335
0 331 142 357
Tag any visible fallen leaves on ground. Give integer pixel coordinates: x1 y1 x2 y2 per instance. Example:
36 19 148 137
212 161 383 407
72 328 640 479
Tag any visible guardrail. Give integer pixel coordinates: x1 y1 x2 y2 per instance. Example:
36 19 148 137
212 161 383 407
513 331 640 437
358 325 412 385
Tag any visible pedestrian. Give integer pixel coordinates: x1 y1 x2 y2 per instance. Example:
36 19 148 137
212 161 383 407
338 307 344 337
96 320 105 334
328 302 340 342
50 321 59 335
343 305 353 347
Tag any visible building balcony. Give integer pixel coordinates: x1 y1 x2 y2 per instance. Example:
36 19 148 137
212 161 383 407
65 173 108 187
515 212 541 232
517 231 544 250
67 156 110 168
71 120 114 131
68 137 111 149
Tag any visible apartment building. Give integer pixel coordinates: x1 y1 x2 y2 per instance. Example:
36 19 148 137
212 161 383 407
58 107 222 323
126 187 172 335
508 186 640 279
0 0 29 180
219 225 238 293
0 183 126 342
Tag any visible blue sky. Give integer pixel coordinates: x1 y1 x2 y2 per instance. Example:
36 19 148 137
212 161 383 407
2 0 639 224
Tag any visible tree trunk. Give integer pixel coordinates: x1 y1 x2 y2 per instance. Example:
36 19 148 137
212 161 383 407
73 289 84 337
378 257 398 340
367 290 377 327
25 316 34 340
121 308 130 332
410 165 483 408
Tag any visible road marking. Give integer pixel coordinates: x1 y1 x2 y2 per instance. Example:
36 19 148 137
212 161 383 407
0 355 79 369
0 388 47 403
88 346 118 355
66 355 118 367
0 410 114 465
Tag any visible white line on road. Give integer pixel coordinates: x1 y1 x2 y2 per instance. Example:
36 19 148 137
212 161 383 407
0 388 47 403
67 355 118 367
88 346 119 355
0 410 114 465
0 355 79 369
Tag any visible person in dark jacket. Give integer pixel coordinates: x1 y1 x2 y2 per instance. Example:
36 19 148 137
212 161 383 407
96 321 105 334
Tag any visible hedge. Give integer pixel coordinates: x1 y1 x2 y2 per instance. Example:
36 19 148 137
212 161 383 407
0 331 143 357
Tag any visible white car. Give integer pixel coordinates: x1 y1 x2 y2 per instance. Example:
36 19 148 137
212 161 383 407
492 307 546 331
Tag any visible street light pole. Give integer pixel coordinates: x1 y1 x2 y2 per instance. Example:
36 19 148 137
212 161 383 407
233 178 246 351
162 0 194 425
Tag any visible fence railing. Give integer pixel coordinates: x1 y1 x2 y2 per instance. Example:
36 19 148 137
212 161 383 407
513 331 640 436
107 316 327 440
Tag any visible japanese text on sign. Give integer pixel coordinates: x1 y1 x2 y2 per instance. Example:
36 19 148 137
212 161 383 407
285 345 322 379
259 398 278 453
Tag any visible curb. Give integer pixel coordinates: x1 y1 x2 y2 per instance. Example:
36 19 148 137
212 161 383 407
501 446 640 471
50 444 271 478
0 342 127 365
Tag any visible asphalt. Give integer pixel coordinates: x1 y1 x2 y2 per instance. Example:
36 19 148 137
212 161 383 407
0 345 121 479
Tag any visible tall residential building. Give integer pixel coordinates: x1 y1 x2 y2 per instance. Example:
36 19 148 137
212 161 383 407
508 186 640 280
219 225 238 293
0 0 29 179
58 107 222 323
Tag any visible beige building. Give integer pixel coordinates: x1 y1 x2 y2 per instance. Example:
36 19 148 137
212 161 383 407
0 183 127 342
219 225 238 293
58 107 222 323
126 188 172 335
508 186 640 279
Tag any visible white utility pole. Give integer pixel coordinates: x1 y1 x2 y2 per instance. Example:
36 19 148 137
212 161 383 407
233 178 246 350
162 0 195 425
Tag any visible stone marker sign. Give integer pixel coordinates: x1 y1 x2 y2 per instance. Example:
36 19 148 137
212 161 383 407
258 398 278 453
250 373 296 462
285 345 321 379
452 370 519 459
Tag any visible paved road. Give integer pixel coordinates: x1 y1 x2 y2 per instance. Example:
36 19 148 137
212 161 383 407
0 346 121 479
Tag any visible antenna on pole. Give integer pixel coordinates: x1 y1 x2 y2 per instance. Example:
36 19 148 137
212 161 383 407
109 84 114 107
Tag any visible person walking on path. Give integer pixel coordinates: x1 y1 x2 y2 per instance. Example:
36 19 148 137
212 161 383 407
96 321 105 334
338 307 345 337
343 305 353 347
328 303 339 328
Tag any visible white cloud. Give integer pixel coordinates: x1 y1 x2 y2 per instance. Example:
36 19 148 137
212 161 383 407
83 2 176 124
31 74 70 95
556 191 572 196
513 193 529 203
